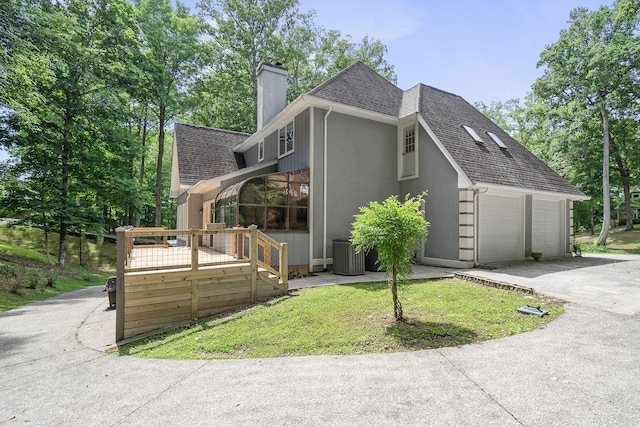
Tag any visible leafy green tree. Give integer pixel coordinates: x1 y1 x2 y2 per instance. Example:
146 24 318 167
0 0 140 267
350 194 429 322
534 0 640 245
286 30 397 100
191 0 395 133
135 0 205 227
194 0 310 132
609 118 640 229
475 97 537 149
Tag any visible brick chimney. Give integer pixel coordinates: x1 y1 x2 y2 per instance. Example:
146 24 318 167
256 62 288 130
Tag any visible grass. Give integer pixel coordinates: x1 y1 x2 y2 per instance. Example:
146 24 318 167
119 279 563 360
0 223 116 269
576 224 640 254
0 223 116 312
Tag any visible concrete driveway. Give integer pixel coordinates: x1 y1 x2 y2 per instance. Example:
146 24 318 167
464 253 640 316
1 254 640 426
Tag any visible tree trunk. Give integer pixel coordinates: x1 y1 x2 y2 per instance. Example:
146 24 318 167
43 210 51 265
58 109 72 268
597 102 611 246
79 230 83 266
609 135 634 231
98 205 108 246
135 112 148 228
590 198 595 236
154 104 165 228
391 263 403 321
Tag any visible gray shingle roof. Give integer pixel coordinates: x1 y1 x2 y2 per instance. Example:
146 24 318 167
308 62 583 197
174 122 248 187
416 85 584 196
176 62 583 198
308 62 403 116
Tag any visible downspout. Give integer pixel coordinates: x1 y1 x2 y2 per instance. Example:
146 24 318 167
323 106 333 271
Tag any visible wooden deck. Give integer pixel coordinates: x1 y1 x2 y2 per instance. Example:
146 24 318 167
126 245 237 271
115 226 289 342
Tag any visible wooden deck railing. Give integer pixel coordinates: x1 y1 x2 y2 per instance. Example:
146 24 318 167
114 225 288 342
117 225 287 282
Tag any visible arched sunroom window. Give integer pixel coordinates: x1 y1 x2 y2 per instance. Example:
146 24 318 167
215 168 309 231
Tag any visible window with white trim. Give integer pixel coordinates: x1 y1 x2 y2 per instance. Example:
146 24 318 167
278 121 294 157
398 123 418 180
404 127 415 153
258 140 264 162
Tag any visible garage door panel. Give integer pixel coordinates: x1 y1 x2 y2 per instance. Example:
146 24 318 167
478 194 524 263
532 199 563 258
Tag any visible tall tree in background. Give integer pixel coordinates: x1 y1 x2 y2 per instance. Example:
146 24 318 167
475 98 536 149
194 0 309 132
0 0 139 267
192 0 396 133
534 0 640 245
136 0 204 227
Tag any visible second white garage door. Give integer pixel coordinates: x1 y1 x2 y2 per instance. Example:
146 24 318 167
478 194 524 263
532 199 564 258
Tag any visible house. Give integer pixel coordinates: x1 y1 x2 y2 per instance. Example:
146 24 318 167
634 186 640 220
170 61 588 273
616 186 640 225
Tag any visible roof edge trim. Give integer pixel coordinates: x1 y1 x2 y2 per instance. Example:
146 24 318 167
471 182 590 201
187 160 279 195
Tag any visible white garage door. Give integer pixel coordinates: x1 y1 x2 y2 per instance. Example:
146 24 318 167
532 199 564 258
478 194 524 263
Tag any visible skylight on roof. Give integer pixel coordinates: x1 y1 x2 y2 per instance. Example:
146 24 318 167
462 125 484 144
487 131 508 150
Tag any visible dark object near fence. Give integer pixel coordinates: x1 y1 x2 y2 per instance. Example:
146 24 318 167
103 276 116 309
365 246 385 272
516 305 548 317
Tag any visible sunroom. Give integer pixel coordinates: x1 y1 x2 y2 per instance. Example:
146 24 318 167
214 168 310 231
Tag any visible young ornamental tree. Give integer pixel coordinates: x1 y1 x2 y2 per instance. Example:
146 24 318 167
350 193 429 321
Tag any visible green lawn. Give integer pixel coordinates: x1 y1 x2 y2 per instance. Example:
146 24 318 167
576 224 640 254
119 279 563 359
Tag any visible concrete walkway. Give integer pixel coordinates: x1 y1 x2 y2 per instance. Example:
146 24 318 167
2 255 640 426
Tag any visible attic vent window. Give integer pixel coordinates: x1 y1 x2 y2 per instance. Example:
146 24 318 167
487 131 508 150
462 125 484 144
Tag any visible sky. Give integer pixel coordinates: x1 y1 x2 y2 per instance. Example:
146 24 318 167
0 0 614 163
294 0 613 104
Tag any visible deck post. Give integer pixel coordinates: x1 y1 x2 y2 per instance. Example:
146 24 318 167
163 226 168 248
234 226 244 259
115 226 131 343
191 226 200 271
191 227 200 318
249 225 258 303
280 242 288 288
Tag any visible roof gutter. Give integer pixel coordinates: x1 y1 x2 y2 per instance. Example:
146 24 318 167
234 95 398 153
470 182 590 201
